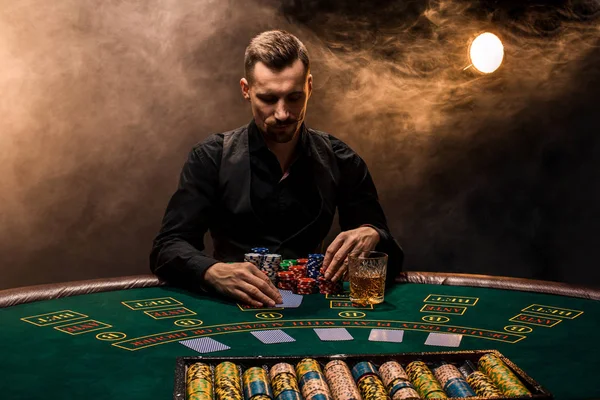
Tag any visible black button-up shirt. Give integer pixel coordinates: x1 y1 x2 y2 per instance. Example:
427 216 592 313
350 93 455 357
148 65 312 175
150 120 402 288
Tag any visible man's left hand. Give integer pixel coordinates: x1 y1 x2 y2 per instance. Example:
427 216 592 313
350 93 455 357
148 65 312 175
322 226 380 282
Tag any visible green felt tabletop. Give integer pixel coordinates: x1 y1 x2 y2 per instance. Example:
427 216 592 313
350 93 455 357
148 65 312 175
0 283 598 400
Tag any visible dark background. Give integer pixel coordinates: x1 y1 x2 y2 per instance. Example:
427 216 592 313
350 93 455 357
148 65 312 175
1 0 599 290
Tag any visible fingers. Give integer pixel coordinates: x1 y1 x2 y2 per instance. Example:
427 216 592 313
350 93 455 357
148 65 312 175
324 239 355 280
237 280 280 307
323 235 344 271
247 269 283 304
231 289 263 307
330 259 348 282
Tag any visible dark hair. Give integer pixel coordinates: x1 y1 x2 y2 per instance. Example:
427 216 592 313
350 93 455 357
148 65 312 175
244 30 310 82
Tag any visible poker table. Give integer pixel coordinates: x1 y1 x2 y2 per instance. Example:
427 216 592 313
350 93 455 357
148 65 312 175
1 272 598 400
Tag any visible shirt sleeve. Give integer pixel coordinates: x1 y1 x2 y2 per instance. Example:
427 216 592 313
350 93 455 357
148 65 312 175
149 135 223 291
332 137 404 284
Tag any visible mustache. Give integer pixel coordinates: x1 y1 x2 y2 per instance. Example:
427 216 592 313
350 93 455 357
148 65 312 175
268 120 298 127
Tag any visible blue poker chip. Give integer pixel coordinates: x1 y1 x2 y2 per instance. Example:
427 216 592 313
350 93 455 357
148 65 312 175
276 390 302 400
352 361 378 382
444 377 477 398
298 371 323 388
389 379 415 397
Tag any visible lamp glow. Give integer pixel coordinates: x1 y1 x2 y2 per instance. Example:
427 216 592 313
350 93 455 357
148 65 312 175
469 32 504 74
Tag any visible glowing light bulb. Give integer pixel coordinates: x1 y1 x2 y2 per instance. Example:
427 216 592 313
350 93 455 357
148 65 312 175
469 32 504 74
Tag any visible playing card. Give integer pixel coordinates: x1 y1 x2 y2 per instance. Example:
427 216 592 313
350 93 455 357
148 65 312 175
251 329 296 344
313 328 354 341
276 290 303 308
368 329 404 343
424 333 463 347
180 337 230 353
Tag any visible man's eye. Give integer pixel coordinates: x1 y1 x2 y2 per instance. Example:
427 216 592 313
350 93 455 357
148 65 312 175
259 97 277 104
289 94 303 102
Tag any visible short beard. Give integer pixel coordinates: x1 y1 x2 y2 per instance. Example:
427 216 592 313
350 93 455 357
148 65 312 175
264 122 299 143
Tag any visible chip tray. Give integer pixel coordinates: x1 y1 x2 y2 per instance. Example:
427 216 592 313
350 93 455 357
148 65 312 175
173 349 552 399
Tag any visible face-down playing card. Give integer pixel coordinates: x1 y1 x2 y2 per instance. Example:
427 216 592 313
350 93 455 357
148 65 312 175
251 330 296 344
180 337 230 353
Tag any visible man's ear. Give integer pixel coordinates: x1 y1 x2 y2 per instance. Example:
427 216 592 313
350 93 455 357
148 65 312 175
240 78 251 101
307 74 313 98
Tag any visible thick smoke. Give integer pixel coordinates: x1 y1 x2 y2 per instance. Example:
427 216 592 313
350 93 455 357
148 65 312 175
0 0 598 289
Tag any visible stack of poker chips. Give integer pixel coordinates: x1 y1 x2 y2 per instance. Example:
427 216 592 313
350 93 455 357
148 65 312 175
242 366 273 400
432 363 476 398
277 271 295 290
186 363 213 400
280 260 293 271
246 248 281 284
248 247 269 270
296 358 333 400
214 362 243 400
379 361 420 399
245 253 264 268
478 353 532 397
296 277 317 294
351 361 389 400
251 247 270 255
306 254 324 279
269 363 302 400
405 361 448 399
323 360 361 400
318 268 344 295
459 361 503 398
262 253 282 284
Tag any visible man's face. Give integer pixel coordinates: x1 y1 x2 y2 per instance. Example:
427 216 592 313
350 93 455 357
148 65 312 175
241 59 312 144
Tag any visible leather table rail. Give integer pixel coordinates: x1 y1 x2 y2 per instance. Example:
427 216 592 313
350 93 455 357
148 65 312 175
1 272 598 308
0 274 165 308
396 272 600 301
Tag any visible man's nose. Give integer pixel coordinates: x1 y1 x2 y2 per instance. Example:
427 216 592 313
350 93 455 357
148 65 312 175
274 100 290 121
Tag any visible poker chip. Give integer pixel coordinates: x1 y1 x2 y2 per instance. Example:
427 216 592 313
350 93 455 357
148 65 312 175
351 361 378 382
252 247 270 255
295 359 332 400
215 362 243 400
290 265 307 280
433 363 476 398
478 353 531 397
296 278 316 295
261 254 281 284
324 360 361 400
245 253 264 268
242 366 273 400
459 361 503 398
280 261 292 271
270 363 297 380
296 258 309 265
306 254 324 279
318 275 343 295
356 375 388 400
377 361 420 399
186 363 213 400
277 271 296 290
406 361 447 399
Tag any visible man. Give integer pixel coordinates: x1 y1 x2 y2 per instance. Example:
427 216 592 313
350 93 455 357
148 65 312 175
150 30 403 308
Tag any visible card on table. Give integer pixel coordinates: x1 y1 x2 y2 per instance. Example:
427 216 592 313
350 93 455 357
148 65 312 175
276 290 303 308
180 337 230 353
368 329 405 343
251 329 296 344
313 328 354 341
424 333 463 347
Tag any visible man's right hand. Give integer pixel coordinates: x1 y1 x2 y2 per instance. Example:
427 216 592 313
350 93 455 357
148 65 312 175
203 262 283 307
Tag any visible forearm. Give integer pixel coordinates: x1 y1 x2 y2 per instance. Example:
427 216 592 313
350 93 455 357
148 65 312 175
150 238 218 290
